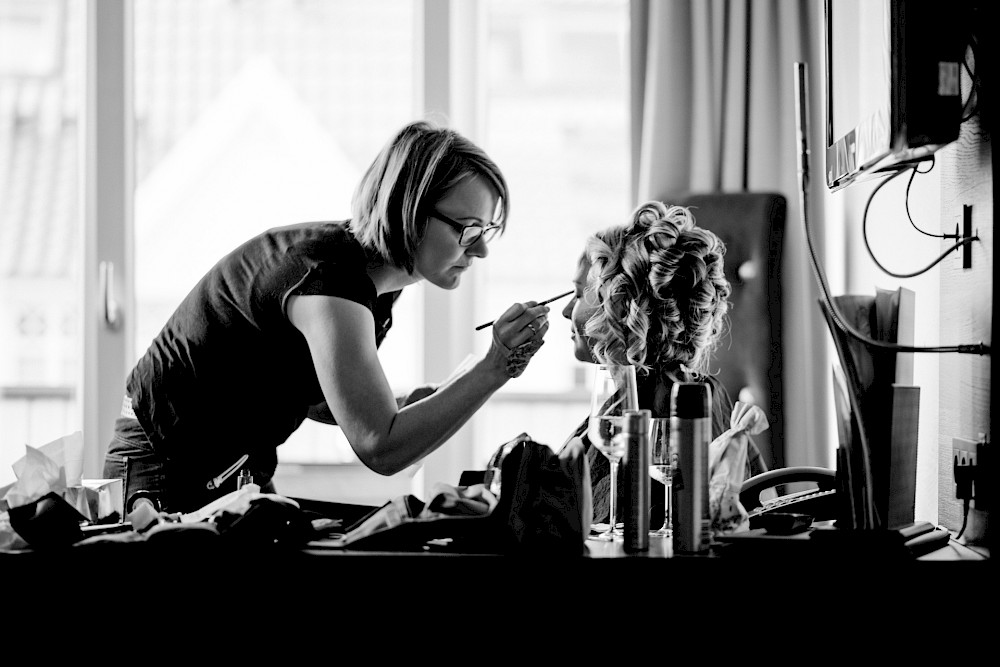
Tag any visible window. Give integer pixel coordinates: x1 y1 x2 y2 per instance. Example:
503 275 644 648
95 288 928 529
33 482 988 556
0 0 83 483
471 0 630 464
132 0 419 464
0 0 629 500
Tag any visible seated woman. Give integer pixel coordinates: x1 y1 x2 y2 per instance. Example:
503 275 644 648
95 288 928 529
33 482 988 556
558 200 768 528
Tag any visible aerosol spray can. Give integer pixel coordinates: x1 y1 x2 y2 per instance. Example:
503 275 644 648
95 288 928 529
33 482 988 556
671 382 711 553
623 409 651 553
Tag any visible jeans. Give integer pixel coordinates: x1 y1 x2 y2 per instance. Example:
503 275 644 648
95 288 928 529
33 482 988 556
104 416 276 514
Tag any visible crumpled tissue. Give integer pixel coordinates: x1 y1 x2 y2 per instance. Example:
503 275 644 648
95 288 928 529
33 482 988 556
1 432 122 525
1 432 86 550
1 432 84 512
708 401 769 535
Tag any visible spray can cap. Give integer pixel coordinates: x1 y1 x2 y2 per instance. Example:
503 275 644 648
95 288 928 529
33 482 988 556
670 382 712 419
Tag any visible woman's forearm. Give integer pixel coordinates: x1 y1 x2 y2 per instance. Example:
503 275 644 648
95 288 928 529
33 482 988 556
358 354 509 474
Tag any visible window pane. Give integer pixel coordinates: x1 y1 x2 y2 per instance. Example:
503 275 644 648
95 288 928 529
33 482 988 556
472 0 630 463
132 0 418 464
0 0 83 483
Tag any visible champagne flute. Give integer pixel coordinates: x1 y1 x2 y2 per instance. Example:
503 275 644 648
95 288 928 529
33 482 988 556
648 417 674 538
587 363 638 541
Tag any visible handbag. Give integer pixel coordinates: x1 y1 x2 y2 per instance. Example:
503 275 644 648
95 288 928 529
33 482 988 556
486 433 592 555
330 433 592 555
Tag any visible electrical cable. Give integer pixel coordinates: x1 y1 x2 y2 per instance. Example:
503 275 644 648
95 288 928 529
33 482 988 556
793 63 989 357
960 33 979 123
862 163 979 279
960 62 978 122
955 499 970 539
903 157 948 238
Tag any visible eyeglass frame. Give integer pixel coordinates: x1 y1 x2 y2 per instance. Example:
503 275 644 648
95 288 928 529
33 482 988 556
429 209 502 247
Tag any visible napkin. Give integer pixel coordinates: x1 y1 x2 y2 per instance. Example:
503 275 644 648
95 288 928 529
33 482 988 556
423 481 498 516
177 483 301 523
0 432 84 550
325 483 497 548
0 432 84 512
708 402 769 535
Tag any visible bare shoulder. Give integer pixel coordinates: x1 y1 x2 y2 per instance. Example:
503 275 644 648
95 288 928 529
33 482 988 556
286 294 372 335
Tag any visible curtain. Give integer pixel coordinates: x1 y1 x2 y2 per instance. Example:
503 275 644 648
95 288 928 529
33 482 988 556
630 0 833 469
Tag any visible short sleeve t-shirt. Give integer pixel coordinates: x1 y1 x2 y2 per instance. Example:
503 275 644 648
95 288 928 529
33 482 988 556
126 221 399 487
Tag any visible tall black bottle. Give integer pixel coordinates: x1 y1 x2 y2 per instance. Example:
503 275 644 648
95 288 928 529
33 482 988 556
623 408 650 552
670 382 712 553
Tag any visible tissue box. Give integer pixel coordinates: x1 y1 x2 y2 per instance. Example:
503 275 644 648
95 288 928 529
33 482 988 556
64 478 124 524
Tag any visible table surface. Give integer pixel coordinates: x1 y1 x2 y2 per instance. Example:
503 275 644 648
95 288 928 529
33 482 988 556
4 522 990 617
296 526 989 562
581 531 989 560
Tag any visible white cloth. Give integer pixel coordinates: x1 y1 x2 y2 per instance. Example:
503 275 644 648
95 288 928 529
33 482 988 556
708 401 769 534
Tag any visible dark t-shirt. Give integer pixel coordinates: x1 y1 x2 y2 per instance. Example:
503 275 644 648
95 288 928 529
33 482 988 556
127 221 399 488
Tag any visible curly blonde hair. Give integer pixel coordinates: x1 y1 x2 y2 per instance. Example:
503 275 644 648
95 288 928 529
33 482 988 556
584 200 731 376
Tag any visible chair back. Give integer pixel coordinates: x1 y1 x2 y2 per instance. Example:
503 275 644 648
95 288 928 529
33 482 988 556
669 192 787 468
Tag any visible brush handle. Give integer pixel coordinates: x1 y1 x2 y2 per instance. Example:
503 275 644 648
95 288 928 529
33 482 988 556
474 290 573 331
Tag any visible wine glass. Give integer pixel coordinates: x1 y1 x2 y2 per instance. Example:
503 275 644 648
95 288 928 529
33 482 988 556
587 363 638 541
648 418 674 538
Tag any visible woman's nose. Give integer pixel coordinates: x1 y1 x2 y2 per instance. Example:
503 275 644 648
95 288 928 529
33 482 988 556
561 298 574 319
466 236 489 258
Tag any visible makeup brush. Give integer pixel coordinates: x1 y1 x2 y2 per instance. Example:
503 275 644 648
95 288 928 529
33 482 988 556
474 289 574 331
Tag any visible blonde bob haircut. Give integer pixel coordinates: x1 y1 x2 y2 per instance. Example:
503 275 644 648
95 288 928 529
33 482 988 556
350 120 510 273
584 200 731 377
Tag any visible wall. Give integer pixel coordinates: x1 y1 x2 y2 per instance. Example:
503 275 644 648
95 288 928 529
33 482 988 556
935 69 992 546
827 14 991 541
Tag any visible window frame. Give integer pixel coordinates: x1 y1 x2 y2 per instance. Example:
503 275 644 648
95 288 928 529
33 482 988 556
80 0 623 497
81 0 133 478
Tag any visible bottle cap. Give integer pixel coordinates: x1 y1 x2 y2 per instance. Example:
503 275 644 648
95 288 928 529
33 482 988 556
670 382 712 419
237 469 254 490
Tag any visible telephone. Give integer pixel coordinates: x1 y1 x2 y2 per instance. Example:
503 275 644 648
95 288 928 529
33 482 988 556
739 466 838 526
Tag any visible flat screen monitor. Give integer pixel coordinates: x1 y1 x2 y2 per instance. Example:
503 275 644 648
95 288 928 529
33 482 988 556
824 0 966 191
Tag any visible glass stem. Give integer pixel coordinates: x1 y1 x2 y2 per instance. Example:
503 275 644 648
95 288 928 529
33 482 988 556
662 481 671 531
608 461 617 532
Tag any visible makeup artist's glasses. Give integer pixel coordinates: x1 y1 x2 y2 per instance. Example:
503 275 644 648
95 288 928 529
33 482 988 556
431 209 501 247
